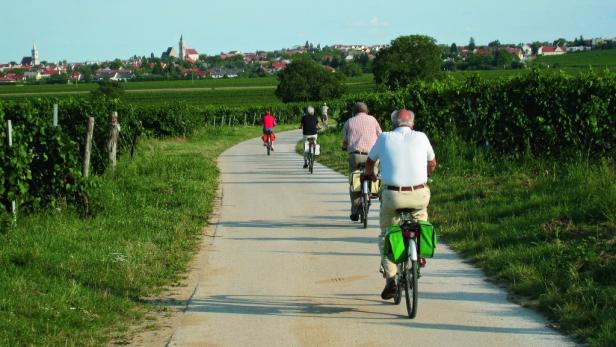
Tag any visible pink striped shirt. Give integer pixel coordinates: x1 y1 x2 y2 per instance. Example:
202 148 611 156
343 113 382 153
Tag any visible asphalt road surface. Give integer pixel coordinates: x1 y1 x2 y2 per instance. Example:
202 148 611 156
167 130 572 347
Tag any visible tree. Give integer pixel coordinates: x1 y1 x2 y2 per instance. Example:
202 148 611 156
354 53 372 72
531 41 542 55
275 58 346 103
372 35 442 89
488 40 501 48
553 38 567 47
109 59 124 70
468 37 476 51
493 50 515 68
450 43 458 55
339 60 363 77
47 73 69 84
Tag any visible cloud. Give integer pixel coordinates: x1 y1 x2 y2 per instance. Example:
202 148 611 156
354 17 390 28
353 17 390 35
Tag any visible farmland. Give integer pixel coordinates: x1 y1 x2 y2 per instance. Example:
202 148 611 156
533 48 616 69
1 64 615 346
0 74 376 107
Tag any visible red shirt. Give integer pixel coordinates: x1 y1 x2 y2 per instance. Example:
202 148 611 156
262 113 276 128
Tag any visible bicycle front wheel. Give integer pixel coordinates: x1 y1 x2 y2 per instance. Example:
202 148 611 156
405 260 418 319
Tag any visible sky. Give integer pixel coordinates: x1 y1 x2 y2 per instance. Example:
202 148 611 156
1 0 615 63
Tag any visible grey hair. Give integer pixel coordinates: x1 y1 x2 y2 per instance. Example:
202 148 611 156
306 106 315 115
391 109 415 128
353 102 368 115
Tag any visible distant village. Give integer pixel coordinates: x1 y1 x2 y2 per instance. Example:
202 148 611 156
1 35 615 85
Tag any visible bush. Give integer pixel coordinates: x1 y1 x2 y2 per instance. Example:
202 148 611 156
90 80 125 99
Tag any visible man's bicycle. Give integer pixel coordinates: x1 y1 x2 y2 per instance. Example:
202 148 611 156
357 165 379 228
391 209 427 319
264 130 274 156
306 137 316 174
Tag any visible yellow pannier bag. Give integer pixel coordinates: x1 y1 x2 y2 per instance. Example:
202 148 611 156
349 170 380 194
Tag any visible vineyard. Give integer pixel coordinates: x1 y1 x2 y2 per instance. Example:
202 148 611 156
0 97 316 222
0 74 376 107
2 69 614 221
336 69 616 157
1 67 615 345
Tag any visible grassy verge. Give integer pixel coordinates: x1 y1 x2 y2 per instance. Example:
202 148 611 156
312 130 616 346
0 125 283 346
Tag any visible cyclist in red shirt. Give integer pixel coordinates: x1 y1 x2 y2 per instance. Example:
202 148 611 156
261 112 277 150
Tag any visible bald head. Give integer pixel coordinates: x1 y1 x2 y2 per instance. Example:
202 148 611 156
391 109 415 128
353 102 368 115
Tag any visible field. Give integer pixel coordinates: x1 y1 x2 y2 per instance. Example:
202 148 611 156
0 74 376 107
2 51 613 106
447 49 616 79
533 48 616 69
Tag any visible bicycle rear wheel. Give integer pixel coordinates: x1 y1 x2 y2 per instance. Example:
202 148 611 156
267 138 271 156
362 193 369 228
393 263 403 305
404 260 418 319
309 145 314 174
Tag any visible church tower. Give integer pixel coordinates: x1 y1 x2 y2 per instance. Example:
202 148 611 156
179 35 186 61
32 43 39 65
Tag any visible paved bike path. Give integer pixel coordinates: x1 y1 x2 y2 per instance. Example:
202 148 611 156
168 130 571 346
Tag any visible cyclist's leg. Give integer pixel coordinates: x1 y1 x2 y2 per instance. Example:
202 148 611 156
402 188 431 222
303 136 310 166
348 153 367 216
379 189 401 279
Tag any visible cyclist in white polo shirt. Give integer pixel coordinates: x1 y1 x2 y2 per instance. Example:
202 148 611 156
364 109 437 300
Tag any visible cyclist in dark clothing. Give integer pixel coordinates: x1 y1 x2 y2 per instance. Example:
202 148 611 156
300 106 320 168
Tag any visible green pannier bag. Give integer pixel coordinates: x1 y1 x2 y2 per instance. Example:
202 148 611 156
384 225 406 263
384 221 438 262
418 220 437 258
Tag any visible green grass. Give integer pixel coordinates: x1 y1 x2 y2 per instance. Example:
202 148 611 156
312 129 616 346
0 125 283 346
0 74 376 107
533 49 616 69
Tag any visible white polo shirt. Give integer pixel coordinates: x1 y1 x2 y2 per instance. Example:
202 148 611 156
368 127 435 187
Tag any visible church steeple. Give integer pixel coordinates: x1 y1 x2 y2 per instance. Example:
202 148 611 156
32 42 39 66
179 35 186 61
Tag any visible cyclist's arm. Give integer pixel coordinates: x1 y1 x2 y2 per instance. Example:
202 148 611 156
428 159 437 175
365 158 377 179
342 122 348 150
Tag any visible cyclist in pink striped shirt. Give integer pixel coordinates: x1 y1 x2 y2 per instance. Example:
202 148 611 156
342 102 382 221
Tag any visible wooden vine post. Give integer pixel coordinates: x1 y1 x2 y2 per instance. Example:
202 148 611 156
108 111 119 175
6 120 16 222
53 104 58 126
83 117 95 178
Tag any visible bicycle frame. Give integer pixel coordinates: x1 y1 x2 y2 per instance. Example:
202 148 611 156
399 211 419 260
